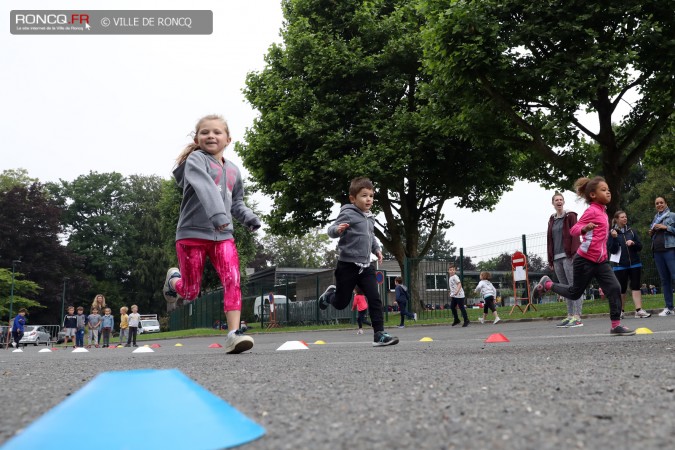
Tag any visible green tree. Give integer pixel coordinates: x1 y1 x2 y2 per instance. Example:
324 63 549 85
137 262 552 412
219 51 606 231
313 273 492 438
261 229 335 268
421 0 675 215
0 183 88 324
0 168 37 192
0 268 43 322
240 0 517 309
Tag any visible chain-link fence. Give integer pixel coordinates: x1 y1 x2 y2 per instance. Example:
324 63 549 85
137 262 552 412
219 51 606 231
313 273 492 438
169 232 667 330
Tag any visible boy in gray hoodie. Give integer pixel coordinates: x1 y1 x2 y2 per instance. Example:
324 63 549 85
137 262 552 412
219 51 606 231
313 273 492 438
318 177 398 346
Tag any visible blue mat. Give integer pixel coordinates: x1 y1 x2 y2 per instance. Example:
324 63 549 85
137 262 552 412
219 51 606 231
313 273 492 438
1 369 265 450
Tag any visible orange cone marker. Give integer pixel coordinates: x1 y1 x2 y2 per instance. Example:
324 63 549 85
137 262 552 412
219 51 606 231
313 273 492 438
484 333 510 343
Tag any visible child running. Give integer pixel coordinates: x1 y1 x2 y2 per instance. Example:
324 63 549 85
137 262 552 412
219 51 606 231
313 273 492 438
318 177 398 346
475 271 501 324
351 287 371 335
163 115 261 354
447 265 470 327
532 176 635 336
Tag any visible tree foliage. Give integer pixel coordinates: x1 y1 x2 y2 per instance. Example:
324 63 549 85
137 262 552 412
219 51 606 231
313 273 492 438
0 269 43 321
260 229 336 268
0 183 87 324
421 0 675 215
241 0 517 270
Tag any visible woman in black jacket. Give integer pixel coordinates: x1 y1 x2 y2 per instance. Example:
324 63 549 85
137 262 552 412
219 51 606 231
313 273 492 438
608 211 651 319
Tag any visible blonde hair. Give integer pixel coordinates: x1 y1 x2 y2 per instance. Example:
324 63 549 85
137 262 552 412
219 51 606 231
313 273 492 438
176 114 231 166
92 294 106 309
120 306 128 313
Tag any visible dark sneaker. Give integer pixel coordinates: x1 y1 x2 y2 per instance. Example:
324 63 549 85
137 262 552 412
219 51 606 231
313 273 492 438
163 267 181 309
556 317 572 328
318 285 336 310
373 331 399 347
567 319 583 328
610 325 636 336
462 322 469 327
224 330 254 354
533 276 552 298
452 320 461 326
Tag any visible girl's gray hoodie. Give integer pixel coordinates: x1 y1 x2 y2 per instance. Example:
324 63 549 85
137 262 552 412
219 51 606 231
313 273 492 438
173 150 260 241
328 204 381 265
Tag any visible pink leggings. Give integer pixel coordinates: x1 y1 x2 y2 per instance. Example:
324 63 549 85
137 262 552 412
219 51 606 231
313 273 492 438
174 238 241 312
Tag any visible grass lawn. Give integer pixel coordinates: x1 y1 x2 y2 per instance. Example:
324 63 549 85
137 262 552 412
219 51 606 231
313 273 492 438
48 295 667 346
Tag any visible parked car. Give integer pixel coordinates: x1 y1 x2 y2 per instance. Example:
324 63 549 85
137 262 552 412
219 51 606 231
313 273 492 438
137 318 160 334
19 325 51 346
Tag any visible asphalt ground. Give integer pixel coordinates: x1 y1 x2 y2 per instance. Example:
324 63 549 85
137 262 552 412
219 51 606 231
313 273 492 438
1 315 675 450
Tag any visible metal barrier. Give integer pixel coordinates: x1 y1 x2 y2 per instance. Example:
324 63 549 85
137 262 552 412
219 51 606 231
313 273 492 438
41 325 62 344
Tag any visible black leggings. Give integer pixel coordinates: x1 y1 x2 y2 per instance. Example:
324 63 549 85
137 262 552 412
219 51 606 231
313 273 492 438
326 262 384 332
482 295 497 313
613 267 641 293
451 297 469 322
550 255 621 321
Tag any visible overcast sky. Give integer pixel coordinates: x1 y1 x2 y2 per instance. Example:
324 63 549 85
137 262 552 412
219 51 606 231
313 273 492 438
2 0 589 252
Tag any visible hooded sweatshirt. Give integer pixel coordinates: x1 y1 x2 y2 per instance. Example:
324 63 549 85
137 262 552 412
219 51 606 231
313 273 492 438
571 202 609 263
173 150 260 241
327 204 381 265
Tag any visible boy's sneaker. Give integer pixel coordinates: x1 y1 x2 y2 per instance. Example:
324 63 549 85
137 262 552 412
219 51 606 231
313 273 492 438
567 319 583 328
635 309 651 318
224 330 254 354
462 321 469 327
163 267 181 308
373 331 399 347
413 313 417 321
397 325 405 329
556 317 572 328
357 329 363 335
11 341 16 348
452 320 461 326
658 308 674 317
610 325 636 336
493 317 501 324
479 317 485 324
318 285 336 310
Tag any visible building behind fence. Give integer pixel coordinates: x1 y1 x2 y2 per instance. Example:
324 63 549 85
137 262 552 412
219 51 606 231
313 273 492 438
168 232 667 330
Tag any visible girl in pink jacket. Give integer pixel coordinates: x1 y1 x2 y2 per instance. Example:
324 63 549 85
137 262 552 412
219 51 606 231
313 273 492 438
532 176 635 336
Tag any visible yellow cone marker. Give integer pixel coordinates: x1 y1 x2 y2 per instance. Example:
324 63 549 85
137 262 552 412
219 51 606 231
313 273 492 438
175 343 183 347
419 337 433 342
313 340 326 345
635 327 653 335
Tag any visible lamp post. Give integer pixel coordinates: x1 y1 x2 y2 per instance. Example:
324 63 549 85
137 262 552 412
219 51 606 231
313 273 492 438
8 260 21 326
60 278 70 323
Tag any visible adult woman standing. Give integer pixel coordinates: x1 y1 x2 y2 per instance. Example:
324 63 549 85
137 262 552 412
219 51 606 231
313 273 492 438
608 211 651 318
649 197 675 316
546 192 582 327
91 294 107 344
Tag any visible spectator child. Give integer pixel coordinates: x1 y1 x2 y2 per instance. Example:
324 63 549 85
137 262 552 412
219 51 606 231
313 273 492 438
475 271 501 324
162 115 260 354
62 305 77 348
447 265 470 327
11 308 27 348
318 177 398 347
75 306 87 348
394 276 416 328
119 306 129 346
87 308 101 348
351 286 371 335
126 305 140 347
533 176 635 336
100 308 114 348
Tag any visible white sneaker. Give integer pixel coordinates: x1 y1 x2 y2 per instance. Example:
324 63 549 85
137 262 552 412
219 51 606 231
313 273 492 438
658 308 674 317
479 317 485 324
357 329 363 335
493 317 501 324
224 331 254 354
11 341 16 348
413 313 417 321
635 309 651 318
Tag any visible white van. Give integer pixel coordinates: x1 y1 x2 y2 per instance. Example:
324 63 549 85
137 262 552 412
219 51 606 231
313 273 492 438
137 315 160 334
253 294 288 321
